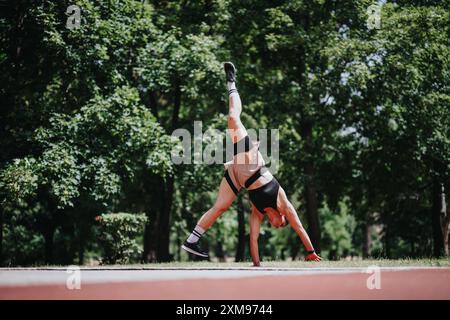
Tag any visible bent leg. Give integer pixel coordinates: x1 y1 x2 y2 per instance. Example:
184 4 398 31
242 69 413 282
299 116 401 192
197 177 237 230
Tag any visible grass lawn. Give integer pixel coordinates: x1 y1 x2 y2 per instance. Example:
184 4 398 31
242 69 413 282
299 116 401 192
9 257 448 269
115 257 450 269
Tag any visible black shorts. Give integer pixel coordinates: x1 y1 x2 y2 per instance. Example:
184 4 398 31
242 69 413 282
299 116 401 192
248 178 280 214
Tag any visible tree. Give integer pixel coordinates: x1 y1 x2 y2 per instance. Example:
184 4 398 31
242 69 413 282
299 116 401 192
0 0 174 264
324 2 450 257
1 86 174 263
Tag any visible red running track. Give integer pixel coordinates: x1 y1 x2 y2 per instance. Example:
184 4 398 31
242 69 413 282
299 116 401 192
1 269 449 300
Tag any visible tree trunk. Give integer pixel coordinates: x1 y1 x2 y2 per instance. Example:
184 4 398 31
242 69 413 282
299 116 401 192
157 177 174 262
328 250 337 261
215 241 226 262
156 82 181 262
438 184 449 256
362 223 372 258
12 1 25 63
384 224 391 258
176 225 181 261
148 91 159 120
143 210 158 262
44 224 55 264
291 243 299 260
410 240 415 257
431 180 445 257
78 242 84 265
141 90 161 263
143 223 152 262
443 218 450 257
78 224 85 265
235 196 246 262
0 205 3 266
300 120 321 252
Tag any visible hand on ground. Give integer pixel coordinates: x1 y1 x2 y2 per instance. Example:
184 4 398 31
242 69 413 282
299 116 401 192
305 252 322 262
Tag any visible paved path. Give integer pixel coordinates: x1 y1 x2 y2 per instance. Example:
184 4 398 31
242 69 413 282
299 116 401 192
1 267 449 299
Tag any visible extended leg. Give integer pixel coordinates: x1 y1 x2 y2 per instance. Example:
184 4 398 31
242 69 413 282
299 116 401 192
224 62 248 143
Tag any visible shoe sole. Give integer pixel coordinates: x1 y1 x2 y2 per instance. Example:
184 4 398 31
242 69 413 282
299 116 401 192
224 61 236 74
181 245 209 258
225 61 235 68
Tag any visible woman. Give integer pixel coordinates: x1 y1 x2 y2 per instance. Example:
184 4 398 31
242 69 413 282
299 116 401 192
182 62 322 265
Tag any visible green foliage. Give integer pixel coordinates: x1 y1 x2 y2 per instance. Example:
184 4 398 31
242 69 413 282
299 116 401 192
37 86 174 203
136 30 223 98
320 200 356 260
3 223 45 267
0 158 40 205
1 85 175 211
97 213 148 264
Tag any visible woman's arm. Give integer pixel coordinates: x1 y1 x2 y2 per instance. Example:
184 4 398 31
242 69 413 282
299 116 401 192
277 187 322 261
249 206 264 266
